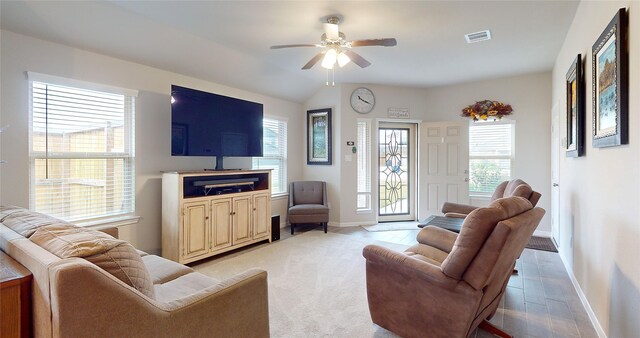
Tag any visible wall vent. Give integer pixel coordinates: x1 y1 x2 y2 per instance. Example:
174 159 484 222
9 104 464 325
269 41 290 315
465 30 492 43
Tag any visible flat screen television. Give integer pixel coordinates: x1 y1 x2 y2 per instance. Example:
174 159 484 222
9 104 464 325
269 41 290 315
171 85 263 169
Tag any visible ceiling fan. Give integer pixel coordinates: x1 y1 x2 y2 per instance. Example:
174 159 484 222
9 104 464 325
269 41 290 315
270 16 397 70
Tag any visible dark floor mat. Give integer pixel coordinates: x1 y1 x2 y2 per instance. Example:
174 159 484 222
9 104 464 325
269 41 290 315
525 236 558 252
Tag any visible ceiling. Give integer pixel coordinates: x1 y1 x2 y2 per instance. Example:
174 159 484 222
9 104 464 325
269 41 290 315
0 1 579 103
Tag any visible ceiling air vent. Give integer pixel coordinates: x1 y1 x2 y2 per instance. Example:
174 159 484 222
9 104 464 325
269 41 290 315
465 30 492 43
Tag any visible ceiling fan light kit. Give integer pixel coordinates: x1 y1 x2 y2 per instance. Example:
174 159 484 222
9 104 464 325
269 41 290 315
270 15 397 81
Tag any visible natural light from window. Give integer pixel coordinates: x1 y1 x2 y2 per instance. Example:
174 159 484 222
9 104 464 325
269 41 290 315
29 76 136 221
253 117 287 195
468 121 514 196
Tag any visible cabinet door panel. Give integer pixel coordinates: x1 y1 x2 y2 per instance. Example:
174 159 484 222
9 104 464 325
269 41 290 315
253 193 270 239
233 196 252 244
183 202 209 259
211 198 233 251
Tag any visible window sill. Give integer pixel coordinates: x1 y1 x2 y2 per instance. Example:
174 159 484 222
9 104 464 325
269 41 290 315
469 195 491 200
73 215 140 228
356 209 372 214
272 192 289 200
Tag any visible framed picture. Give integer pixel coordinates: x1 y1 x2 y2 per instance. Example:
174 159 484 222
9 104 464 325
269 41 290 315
592 8 628 148
307 108 332 165
566 54 584 157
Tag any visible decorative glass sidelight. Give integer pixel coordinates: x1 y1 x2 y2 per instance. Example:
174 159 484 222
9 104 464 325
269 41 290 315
378 128 410 215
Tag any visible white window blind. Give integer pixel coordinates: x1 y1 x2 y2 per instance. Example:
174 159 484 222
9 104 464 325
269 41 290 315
253 117 287 194
29 77 136 221
469 121 514 196
357 119 371 210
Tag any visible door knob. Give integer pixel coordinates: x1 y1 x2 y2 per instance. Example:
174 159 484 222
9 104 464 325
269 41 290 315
464 178 469 182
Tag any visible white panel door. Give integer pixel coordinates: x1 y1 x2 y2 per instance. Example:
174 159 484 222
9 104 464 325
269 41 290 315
418 121 469 219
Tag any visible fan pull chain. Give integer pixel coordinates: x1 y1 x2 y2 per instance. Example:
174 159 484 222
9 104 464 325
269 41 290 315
324 69 336 86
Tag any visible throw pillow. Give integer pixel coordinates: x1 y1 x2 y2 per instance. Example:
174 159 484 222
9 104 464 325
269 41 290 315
30 224 155 299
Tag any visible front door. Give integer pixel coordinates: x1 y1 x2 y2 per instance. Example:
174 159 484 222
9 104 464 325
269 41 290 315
418 121 469 219
378 123 416 222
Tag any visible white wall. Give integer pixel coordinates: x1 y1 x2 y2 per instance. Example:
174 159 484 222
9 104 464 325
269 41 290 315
0 30 304 253
308 75 551 231
551 1 640 336
424 72 553 232
303 85 342 224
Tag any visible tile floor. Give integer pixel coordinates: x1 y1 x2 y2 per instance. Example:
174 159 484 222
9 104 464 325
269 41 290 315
283 224 599 338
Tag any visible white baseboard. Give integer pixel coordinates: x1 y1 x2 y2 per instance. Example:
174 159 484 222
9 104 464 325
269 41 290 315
328 221 376 227
559 255 607 338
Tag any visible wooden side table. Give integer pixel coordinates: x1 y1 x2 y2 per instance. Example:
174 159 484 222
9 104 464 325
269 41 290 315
1 250 32 338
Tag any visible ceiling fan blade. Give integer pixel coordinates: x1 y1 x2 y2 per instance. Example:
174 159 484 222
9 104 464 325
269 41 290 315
270 44 318 49
350 38 397 47
343 50 371 68
324 23 339 40
302 53 325 70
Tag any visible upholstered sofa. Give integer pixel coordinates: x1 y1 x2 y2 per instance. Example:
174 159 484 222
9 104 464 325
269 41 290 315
0 206 269 338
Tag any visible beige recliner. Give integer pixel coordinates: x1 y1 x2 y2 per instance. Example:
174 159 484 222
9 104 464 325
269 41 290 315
288 181 329 234
442 178 541 218
363 196 545 338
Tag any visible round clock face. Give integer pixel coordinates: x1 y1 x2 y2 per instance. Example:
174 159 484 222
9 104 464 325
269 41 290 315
350 87 375 114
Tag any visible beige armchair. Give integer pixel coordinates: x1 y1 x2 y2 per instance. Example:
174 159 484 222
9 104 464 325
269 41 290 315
363 196 545 338
442 179 541 218
288 181 329 234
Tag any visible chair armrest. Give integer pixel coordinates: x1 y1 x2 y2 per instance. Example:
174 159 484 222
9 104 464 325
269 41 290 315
91 225 119 238
416 226 458 253
529 191 541 207
50 259 269 338
443 212 467 219
441 201 478 215
363 244 455 288
362 245 480 337
322 182 328 206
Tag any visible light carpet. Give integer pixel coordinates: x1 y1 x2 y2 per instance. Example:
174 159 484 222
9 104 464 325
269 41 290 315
193 231 407 338
360 221 420 232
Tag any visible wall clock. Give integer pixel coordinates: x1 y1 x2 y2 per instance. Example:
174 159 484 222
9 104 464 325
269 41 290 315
350 87 375 114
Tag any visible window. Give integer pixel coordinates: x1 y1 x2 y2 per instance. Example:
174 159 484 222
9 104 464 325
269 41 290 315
29 72 137 221
356 119 371 210
468 121 514 196
253 117 287 194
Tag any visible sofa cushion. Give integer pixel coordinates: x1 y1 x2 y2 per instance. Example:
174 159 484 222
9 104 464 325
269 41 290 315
142 254 193 284
288 204 329 215
154 272 220 303
404 243 449 266
30 224 155 299
0 206 69 238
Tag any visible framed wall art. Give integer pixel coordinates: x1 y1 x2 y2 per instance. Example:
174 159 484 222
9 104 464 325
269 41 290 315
592 8 628 148
566 54 584 157
307 108 332 165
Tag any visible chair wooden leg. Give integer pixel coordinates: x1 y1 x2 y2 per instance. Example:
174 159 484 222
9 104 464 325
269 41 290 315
291 223 294 235
478 320 512 338
323 222 327 233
